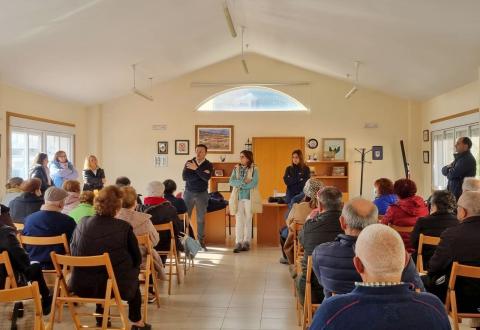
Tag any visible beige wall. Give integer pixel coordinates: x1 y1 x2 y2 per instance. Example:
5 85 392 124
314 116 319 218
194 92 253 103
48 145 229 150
101 54 414 199
0 82 89 194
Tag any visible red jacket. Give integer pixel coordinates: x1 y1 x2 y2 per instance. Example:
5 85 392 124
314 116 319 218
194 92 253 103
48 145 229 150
382 195 428 253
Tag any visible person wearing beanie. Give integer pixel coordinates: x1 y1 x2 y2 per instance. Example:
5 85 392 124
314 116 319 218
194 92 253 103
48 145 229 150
9 178 44 224
139 181 184 258
23 186 76 269
1 177 23 206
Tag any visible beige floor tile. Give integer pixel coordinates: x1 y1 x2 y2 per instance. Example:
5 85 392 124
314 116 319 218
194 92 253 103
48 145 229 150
222 316 262 329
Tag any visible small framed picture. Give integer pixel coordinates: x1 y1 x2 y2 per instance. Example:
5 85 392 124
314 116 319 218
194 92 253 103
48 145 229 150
423 130 429 142
372 146 383 160
423 150 430 164
214 169 224 177
322 138 346 160
217 182 232 192
158 141 168 154
175 140 189 155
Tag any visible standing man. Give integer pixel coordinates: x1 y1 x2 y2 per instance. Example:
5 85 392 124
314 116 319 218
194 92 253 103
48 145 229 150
442 137 476 200
182 144 213 250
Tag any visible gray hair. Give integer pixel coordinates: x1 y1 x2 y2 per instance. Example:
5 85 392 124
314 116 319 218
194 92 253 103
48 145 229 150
342 198 378 230
458 191 480 216
462 177 480 192
318 186 343 211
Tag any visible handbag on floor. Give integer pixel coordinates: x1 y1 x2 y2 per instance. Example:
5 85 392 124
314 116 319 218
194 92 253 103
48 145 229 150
181 234 202 259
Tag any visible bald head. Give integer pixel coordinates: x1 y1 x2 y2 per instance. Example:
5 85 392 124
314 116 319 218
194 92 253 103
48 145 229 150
457 191 480 220
354 224 405 282
462 177 480 193
341 198 378 232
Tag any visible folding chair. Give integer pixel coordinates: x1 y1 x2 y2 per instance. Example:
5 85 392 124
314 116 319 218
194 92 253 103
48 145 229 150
0 250 17 289
292 223 304 326
0 282 45 330
14 223 24 231
180 213 194 276
445 262 480 330
136 234 160 322
389 224 414 234
154 223 181 295
303 255 320 330
416 233 441 275
48 252 129 330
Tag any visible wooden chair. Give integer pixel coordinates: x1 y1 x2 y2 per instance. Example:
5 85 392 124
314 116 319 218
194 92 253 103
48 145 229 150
14 223 24 231
136 234 160 322
0 250 17 289
416 234 441 275
390 224 414 234
48 252 130 330
446 262 480 330
292 223 304 326
180 213 194 276
154 222 181 295
303 255 320 330
0 282 45 330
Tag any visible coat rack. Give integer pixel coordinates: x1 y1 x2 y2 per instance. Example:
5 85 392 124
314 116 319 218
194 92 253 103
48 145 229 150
355 148 372 196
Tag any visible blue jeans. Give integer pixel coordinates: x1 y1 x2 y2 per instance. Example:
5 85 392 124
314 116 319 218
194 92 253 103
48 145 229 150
184 190 209 241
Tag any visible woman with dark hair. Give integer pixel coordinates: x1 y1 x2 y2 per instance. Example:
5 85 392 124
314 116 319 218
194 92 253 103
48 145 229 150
30 152 52 193
229 150 260 253
69 185 151 329
283 149 310 204
410 190 458 268
373 178 398 215
381 178 428 253
82 155 106 191
9 178 44 224
163 179 187 214
49 150 78 188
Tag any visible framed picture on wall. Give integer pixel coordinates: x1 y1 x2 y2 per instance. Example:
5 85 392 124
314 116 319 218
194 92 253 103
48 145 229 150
423 130 430 142
217 182 232 192
322 138 346 160
158 141 168 154
372 146 383 160
423 150 430 164
175 140 189 155
195 125 234 154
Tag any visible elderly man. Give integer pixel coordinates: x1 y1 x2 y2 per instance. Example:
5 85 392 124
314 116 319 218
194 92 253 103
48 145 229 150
442 137 477 200
23 186 76 269
310 224 450 330
296 186 343 304
427 191 480 313
313 198 424 298
462 176 480 192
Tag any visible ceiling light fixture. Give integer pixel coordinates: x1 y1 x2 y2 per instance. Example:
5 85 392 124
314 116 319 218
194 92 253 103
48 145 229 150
223 1 237 38
132 64 154 101
345 61 360 99
241 26 249 74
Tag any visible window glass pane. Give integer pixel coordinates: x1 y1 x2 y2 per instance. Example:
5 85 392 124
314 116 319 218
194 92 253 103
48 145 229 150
455 126 468 140
11 131 28 179
46 135 60 161
470 125 479 177
432 131 444 190
28 133 42 169
60 136 71 161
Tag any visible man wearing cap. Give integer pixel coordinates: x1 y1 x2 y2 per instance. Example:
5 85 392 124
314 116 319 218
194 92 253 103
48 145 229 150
23 186 76 269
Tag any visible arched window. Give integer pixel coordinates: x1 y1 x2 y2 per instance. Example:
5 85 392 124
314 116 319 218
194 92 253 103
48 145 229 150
197 86 308 112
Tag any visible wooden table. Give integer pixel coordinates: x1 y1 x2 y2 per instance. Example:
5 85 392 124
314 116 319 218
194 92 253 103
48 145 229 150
189 208 227 245
255 202 289 246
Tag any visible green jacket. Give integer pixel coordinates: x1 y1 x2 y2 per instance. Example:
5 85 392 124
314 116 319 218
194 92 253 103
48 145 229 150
69 203 95 223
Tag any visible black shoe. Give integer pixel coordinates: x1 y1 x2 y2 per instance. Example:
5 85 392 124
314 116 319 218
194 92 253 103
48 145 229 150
279 257 289 265
131 323 152 330
41 295 52 316
233 243 242 253
96 317 112 327
241 242 250 251
200 240 208 251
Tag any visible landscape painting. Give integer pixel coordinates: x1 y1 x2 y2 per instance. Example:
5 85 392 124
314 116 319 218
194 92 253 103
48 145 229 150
195 125 234 154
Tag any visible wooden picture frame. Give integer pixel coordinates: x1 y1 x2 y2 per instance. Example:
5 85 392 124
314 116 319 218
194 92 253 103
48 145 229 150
322 138 346 160
195 125 234 154
423 150 430 164
423 129 430 142
157 141 168 154
175 140 189 155
214 169 224 177
217 182 232 192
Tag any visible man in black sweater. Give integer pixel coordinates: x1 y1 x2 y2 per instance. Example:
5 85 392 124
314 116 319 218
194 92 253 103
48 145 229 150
182 144 213 250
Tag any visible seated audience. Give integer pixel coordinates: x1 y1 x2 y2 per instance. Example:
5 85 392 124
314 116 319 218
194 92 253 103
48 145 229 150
116 176 143 205
9 178 44 224
381 178 428 253
0 204 16 229
281 178 324 264
296 186 343 305
82 154 106 191
427 191 480 313
22 187 76 269
462 176 480 192
310 224 450 330
49 150 78 188
163 179 187 214
410 190 458 268
68 191 95 223
372 178 397 215
69 185 151 330
140 181 184 254
313 198 424 298
117 186 166 282
30 152 52 193
0 205 52 314
2 177 23 206
61 180 81 214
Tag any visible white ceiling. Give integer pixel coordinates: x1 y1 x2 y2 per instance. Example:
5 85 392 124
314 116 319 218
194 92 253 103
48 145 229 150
1 0 480 104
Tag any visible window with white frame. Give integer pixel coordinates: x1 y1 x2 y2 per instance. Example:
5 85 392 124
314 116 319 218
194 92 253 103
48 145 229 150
9 116 75 179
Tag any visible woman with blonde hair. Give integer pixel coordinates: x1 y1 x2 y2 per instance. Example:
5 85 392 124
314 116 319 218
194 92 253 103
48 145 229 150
49 150 78 187
82 155 105 191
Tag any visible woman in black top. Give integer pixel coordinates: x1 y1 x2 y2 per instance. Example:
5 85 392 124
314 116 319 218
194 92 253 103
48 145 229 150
82 155 105 191
29 153 52 193
9 178 44 224
283 149 311 204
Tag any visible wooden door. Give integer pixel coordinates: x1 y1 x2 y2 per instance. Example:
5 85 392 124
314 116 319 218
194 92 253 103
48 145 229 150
253 137 305 199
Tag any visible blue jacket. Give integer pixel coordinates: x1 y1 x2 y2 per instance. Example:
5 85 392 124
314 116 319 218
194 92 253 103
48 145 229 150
312 234 425 298
310 284 450 330
23 210 76 269
182 158 213 193
441 150 476 199
49 160 78 188
283 164 310 203
373 194 397 215
164 193 187 214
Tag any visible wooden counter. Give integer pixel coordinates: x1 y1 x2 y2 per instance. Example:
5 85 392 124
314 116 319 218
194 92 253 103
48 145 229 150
255 202 289 246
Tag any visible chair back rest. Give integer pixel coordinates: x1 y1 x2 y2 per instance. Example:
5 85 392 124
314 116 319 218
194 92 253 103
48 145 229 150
306 255 313 283
136 234 153 253
14 223 24 231
448 262 480 290
0 282 44 329
0 250 17 289
154 222 175 237
417 234 441 254
19 234 71 255
390 224 414 234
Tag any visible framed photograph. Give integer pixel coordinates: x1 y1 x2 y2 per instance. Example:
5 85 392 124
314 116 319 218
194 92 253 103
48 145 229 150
157 141 168 154
195 125 234 154
214 169 224 177
175 140 189 155
322 138 346 160
423 150 430 164
217 182 232 192
372 146 383 160
423 130 429 142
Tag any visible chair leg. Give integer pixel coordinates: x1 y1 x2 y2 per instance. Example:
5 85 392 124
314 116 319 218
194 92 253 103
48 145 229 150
168 252 173 295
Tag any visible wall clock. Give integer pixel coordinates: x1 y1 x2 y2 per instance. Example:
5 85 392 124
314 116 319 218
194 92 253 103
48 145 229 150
307 138 318 149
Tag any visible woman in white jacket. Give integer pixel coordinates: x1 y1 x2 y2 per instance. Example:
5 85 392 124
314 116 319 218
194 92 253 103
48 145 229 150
229 150 261 253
